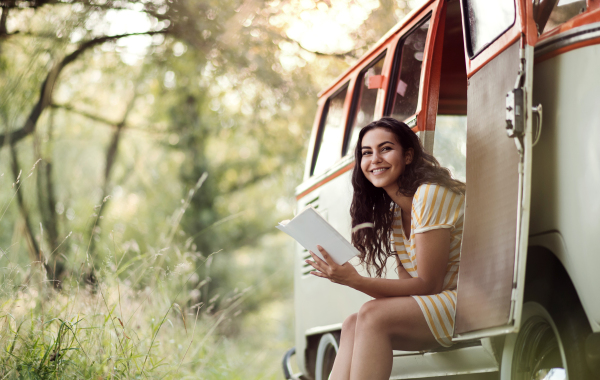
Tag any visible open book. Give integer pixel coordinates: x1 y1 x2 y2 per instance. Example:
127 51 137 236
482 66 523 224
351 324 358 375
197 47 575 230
276 206 360 265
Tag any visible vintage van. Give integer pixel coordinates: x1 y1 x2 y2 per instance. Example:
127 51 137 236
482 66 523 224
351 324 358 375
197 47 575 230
282 0 600 379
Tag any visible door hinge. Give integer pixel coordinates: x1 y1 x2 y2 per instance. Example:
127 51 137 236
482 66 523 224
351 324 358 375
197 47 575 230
507 282 519 324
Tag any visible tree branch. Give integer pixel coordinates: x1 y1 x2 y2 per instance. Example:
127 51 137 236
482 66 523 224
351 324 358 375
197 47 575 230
223 171 273 195
103 93 136 183
50 103 168 134
0 6 8 56
0 7 8 36
51 103 120 126
0 29 169 148
1 31 63 40
87 84 139 256
75 1 170 21
269 29 361 60
34 110 62 281
9 143 44 266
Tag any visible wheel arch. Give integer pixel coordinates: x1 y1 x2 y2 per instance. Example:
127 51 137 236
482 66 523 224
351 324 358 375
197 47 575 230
305 330 341 380
525 242 591 332
499 243 598 378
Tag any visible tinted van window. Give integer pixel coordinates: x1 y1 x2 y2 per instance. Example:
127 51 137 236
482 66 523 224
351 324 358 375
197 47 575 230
536 0 586 34
463 0 516 57
388 18 430 123
344 52 387 156
311 84 348 176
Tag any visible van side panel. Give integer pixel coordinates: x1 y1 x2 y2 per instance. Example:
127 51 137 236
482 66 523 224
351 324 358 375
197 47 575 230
294 170 373 374
530 44 600 332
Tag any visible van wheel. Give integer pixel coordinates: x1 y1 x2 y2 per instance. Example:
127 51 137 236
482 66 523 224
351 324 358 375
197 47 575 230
501 302 589 380
315 333 339 380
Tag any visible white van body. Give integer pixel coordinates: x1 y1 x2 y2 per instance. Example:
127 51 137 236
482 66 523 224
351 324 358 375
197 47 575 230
284 1 600 379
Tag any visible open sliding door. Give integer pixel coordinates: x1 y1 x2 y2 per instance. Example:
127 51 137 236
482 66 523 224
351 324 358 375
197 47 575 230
454 0 538 339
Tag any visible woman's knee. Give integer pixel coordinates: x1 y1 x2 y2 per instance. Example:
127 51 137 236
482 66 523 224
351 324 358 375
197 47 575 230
341 313 358 334
357 299 388 330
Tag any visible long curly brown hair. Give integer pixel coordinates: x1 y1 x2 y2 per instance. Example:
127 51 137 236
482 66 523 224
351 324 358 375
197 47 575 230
350 117 466 277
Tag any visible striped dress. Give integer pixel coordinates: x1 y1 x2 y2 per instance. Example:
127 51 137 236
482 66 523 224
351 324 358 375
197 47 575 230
392 183 465 347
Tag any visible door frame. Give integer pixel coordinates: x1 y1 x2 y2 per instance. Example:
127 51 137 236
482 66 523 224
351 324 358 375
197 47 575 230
453 0 538 341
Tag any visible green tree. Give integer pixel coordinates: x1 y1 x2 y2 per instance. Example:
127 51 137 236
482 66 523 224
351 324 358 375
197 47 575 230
0 0 409 302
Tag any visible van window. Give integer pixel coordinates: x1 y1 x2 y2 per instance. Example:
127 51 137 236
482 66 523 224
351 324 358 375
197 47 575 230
433 115 467 182
311 84 349 176
535 0 586 34
388 18 430 123
463 0 516 58
344 52 387 156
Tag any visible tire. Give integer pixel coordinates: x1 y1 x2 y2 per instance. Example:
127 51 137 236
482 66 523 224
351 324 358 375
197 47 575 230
315 333 339 380
501 302 591 380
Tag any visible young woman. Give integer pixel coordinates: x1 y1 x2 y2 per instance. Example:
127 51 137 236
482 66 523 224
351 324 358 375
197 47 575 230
306 117 466 380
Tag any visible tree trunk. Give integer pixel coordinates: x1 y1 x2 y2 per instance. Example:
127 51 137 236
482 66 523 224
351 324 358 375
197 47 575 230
87 90 138 256
9 143 48 277
35 112 63 283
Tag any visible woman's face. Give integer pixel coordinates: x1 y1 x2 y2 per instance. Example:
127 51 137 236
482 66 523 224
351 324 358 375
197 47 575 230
360 128 413 193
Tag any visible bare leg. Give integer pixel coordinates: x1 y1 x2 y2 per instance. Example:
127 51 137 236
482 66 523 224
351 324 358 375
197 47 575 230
330 313 357 380
349 297 440 380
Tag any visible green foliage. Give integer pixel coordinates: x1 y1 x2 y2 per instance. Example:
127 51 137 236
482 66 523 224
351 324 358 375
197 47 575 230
0 0 412 377
0 236 294 379
0 172 295 378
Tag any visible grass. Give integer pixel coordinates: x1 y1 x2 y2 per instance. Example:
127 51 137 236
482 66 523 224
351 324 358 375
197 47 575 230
0 170 294 379
0 243 293 379
0 235 295 379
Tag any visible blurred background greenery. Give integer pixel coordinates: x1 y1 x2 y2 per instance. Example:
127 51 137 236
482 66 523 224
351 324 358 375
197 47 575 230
0 0 417 377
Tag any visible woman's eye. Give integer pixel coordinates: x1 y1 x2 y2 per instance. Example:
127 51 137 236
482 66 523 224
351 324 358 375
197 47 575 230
362 151 372 156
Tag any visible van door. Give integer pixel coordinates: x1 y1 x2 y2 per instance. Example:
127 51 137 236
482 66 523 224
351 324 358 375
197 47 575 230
453 0 538 339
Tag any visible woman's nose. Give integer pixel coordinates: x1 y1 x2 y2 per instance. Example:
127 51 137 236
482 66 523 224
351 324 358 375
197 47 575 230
372 151 383 163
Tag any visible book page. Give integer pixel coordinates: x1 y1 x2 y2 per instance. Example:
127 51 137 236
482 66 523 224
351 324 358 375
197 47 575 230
276 207 359 265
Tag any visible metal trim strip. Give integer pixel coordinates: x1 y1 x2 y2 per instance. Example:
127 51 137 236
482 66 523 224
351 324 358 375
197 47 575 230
453 325 516 341
389 345 498 379
295 155 354 198
305 323 343 336
535 21 600 57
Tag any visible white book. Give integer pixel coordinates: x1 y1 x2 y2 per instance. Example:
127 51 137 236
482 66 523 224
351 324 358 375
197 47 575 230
276 206 360 265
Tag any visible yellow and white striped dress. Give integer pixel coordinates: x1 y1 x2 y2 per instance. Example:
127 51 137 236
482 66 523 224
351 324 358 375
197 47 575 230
392 183 465 347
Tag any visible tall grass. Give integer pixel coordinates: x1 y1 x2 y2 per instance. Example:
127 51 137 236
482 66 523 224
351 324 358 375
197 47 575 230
0 169 294 379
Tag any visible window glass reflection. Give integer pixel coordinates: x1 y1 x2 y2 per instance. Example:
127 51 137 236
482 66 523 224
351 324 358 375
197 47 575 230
312 85 348 176
345 52 387 156
389 19 430 123
433 115 467 182
536 0 586 34
464 0 516 57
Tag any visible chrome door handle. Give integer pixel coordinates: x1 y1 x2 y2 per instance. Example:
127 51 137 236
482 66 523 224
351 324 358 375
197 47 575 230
532 104 543 146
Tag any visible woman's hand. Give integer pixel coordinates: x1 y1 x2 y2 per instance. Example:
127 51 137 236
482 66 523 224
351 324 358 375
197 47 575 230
306 245 361 287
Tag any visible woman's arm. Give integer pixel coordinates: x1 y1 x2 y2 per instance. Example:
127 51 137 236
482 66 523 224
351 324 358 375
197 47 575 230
395 256 412 280
308 228 450 298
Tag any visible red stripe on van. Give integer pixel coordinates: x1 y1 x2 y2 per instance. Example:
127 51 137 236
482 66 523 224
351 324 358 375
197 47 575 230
296 162 354 200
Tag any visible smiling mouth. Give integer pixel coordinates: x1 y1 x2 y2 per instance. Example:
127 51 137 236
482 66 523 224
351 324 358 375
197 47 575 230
371 168 389 175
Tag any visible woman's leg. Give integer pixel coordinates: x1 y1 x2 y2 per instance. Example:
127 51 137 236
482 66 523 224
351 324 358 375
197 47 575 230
349 296 439 380
329 313 357 380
